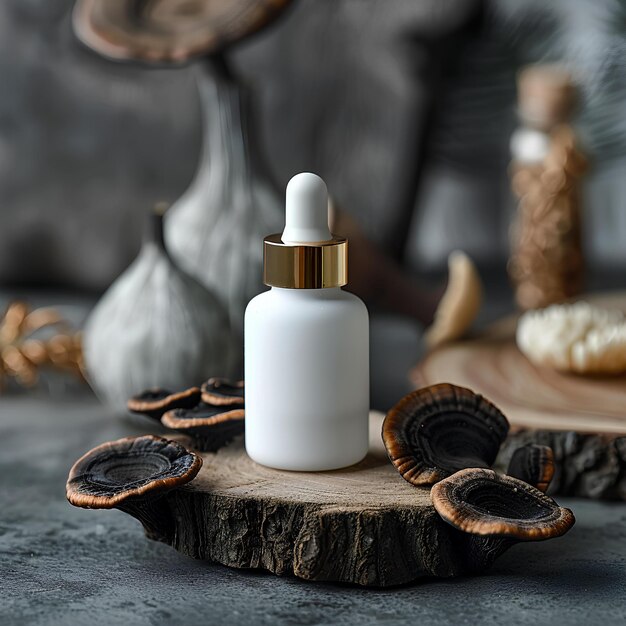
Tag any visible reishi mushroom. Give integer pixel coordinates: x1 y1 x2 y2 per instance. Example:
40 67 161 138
127 386 202 421
384 384 575 571
73 0 292 64
161 403 245 452
127 377 246 450
432 468 574 540
200 377 245 406
431 468 575 570
382 383 509 486
506 443 555 493
66 435 202 540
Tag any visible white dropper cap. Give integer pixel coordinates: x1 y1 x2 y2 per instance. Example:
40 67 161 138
282 172 332 244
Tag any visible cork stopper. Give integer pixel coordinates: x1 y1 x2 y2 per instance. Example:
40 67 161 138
517 64 577 130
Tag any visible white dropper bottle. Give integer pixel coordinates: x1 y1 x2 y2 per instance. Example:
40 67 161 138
244 172 370 471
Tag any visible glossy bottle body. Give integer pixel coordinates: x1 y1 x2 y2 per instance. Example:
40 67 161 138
244 286 369 471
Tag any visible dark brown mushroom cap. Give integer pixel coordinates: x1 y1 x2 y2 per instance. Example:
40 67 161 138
201 377 244 406
127 386 201 420
382 384 509 486
432 468 575 541
66 435 202 509
161 403 244 451
73 0 292 64
507 444 555 493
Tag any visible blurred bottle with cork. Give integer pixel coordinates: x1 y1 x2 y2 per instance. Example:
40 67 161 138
508 64 588 310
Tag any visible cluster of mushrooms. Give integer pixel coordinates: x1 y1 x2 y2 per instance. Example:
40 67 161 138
383 383 574 561
127 378 245 451
66 378 245 539
66 380 574 574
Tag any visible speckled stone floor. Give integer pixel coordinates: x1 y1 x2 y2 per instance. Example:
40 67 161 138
1 393 626 626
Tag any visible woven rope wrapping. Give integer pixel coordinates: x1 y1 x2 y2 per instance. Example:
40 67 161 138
509 125 588 310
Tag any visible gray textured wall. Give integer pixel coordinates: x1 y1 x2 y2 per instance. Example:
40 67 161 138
0 0 623 292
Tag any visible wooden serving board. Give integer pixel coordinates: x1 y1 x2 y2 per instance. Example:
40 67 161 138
414 292 626 436
152 418 499 587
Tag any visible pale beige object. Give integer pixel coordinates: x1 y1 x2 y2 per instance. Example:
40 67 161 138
516 302 626 375
368 410 387 461
413 292 626 435
425 251 482 348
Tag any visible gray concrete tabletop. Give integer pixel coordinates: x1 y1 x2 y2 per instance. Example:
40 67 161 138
2 390 626 626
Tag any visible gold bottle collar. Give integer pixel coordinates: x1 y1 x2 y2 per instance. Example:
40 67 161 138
263 233 347 289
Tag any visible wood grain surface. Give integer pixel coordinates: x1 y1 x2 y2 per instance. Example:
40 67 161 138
414 292 626 435
147 417 508 587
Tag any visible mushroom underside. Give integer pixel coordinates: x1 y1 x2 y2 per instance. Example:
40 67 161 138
383 384 509 485
431 467 575 572
432 468 575 541
66 435 202 508
127 386 201 420
200 377 245 406
161 403 245 452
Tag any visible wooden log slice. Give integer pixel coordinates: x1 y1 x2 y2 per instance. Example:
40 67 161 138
151 427 503 587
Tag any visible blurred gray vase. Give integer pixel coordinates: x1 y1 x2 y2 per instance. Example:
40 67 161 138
165 57 283 338
83 209 233 415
